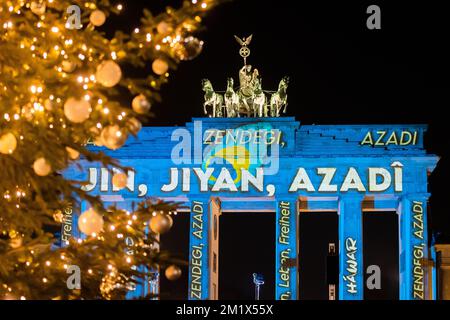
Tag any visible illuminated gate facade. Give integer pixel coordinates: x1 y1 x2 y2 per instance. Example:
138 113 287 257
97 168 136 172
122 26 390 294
65 117 439 300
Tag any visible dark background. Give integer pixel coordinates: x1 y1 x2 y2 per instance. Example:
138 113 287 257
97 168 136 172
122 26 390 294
219 212 275 300
299 213 339 300
105 1 450 299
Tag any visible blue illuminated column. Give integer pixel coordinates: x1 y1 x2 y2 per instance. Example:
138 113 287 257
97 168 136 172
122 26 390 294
398 194 430 300
275 199 298 300
338 195 364 300
208 197 221 300
188 197 210 300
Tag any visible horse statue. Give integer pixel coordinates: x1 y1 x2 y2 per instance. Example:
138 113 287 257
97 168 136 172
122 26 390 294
270 76 289 117
202 79 224 117
224 78 239 117
253 78 267 117
237 65 260 116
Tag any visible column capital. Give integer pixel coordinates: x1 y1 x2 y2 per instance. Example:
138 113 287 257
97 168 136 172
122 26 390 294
338 193 365 201
400 193 431 201
187 195 211 203
274 194 299 201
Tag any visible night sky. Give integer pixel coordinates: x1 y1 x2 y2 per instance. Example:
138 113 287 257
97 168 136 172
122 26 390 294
106 1 449 299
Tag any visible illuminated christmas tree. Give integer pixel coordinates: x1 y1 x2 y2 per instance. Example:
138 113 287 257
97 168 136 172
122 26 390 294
0 0 219 299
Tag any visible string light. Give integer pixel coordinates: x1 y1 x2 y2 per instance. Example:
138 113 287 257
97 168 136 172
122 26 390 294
0 0 216 300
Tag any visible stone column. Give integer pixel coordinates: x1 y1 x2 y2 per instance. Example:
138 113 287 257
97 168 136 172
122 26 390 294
188 197 210 300
338 195 364 300
208 197 221 300
398 194 430 300
275 199 298 300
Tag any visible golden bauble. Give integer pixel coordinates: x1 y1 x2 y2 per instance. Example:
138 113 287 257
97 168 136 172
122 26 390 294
66 147 80 160
53 210 63 223
117 50 127 59
33 157 52 176
152 58 169 75
101 125 127 150
127 118 142 135
132 94 151 114
174 36 204 61
44 99 54 111
22 103 33 121
30 2 46 15
112 172 128 189
78 208 104 236
165 265 182 281
62 60 76 73
149 213 173 234
0 132 17 154
10 237 23 249
96 60 122 87
90 10 106 26
93 137 104 147
156 21 173 35
64 98 92 123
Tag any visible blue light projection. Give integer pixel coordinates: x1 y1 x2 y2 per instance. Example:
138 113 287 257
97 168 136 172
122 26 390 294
64 117 439 300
